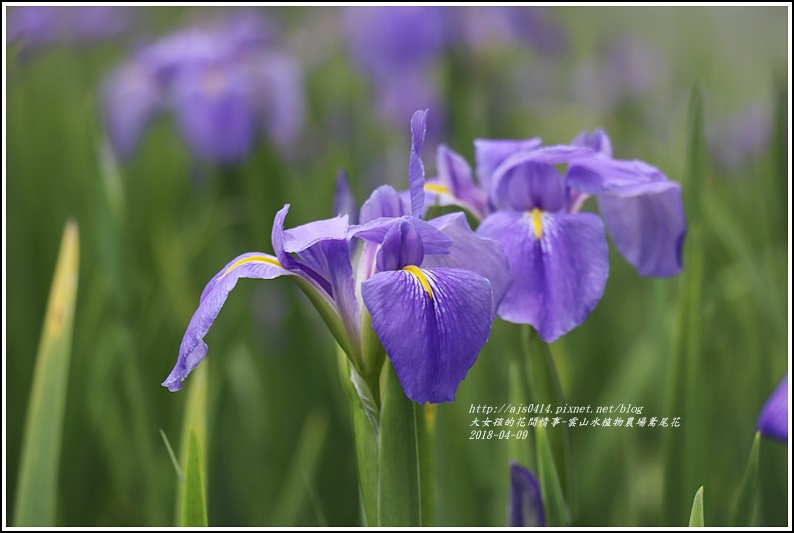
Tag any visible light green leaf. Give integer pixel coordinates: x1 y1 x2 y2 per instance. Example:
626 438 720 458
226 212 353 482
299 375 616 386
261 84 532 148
535 424 566 527
14 221 79 526
732 432 761 526
378 363 421 526
689 486 704 527
182 427 208 527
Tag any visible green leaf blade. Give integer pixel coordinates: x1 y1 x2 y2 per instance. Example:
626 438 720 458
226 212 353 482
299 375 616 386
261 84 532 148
689 486 704 527
14 221 80 526
181 427 208 527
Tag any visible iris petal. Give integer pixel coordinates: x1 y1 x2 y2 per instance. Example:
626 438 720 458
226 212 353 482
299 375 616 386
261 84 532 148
567 157 686 277
477 210 609 343
474 138 542 189
757 374 788 442
163 253 290 391
362 267 493 404
423 212 512 313
377 219 425 271
409 109 429 218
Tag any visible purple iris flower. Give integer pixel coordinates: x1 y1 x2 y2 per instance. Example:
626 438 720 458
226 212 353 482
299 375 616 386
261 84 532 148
424 129 685 343
163 111 512 404
757 374 788 442
8 6 134 55
100 12 303 163
342 7 446 136
509 462 545 527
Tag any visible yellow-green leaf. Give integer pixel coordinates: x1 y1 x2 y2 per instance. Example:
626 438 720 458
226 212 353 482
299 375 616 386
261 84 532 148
14 221 79 526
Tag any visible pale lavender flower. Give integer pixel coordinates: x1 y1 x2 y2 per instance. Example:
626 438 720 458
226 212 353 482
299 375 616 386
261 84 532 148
757 374 788 442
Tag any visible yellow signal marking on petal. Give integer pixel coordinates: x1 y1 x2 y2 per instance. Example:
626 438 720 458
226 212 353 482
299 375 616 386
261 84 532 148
402 265 434 300
424 183 451 196
221 255 282 279
530 208 543 239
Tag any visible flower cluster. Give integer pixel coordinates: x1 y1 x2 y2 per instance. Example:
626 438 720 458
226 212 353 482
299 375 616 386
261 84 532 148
101 12 303 163
163 111 686 403
425 129 686 342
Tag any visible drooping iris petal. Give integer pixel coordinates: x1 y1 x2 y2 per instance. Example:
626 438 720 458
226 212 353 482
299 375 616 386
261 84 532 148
509 462 545 527
100 61 163 160
170 62 255 163
491 161 568 212
163 253 290 391
597 181 685 277
409 109 429 218
362 267 493 404
351 216 452 256
359 185 409 224
473 138 542 189
566 157 686 277
477 211 609 343
423 212 512 313
334 170 358 224
376 219 425 271
757 374 788 442
426 145 487 219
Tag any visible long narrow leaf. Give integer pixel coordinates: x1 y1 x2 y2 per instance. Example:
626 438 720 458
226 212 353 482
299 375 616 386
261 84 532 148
14 221 79 526
689 486 704 527
535 424 566 527
181 427 208 527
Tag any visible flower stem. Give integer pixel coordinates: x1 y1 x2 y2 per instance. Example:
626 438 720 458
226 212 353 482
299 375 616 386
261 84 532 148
378 363 421 526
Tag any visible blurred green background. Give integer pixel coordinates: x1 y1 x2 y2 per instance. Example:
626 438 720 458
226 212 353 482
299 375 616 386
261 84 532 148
5 6 789 527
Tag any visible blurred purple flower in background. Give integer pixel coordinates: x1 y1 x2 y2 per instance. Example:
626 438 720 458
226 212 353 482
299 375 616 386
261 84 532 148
8 6 134 56
342 7 447 135
757 374 788 442
341 6 568 134
708 103 773 171
509 462 545 527
573 35 666 109
100 11 303 164
425 129 685 342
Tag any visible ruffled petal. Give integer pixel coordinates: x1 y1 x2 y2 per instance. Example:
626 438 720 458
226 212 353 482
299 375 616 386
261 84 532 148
362 267 493 403
477 211 609 342
423 213 512 313
163 253 290 391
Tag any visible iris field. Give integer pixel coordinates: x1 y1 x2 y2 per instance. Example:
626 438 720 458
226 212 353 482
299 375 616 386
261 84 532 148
5 5 790 528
